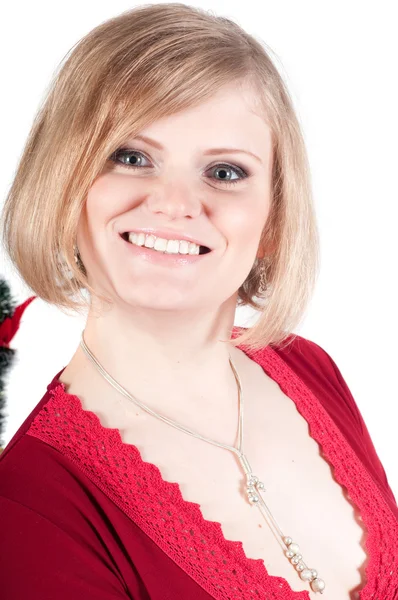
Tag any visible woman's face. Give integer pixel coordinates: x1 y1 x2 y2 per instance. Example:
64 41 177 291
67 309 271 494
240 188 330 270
77 83 273 311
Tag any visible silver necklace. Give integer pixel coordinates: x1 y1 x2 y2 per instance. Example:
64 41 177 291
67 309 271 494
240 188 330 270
79 330 325 594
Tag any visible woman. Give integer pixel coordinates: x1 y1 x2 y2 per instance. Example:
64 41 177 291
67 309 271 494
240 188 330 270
0 4 396 599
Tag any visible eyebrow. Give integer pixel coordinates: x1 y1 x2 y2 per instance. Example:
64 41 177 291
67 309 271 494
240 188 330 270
132 134 263 164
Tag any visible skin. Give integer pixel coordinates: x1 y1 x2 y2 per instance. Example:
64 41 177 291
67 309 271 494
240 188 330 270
61 81 274 421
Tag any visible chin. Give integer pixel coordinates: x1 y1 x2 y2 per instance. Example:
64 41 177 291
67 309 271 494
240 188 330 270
112 285 197 311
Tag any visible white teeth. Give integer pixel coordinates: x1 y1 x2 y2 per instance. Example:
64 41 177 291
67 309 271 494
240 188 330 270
136 232 146 246
154 237 167 252
143 234 155 248
127 232 201 255
179 240 189 254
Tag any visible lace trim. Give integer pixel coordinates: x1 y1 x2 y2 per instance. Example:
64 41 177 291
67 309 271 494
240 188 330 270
26 344 398 600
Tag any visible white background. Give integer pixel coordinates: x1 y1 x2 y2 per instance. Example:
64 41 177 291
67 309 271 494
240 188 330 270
0 1 397 498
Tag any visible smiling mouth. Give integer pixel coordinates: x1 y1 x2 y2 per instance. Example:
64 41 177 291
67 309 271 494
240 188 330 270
120 232 212 255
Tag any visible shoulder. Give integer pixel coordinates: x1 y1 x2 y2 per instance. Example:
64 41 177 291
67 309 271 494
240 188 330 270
0 365 66 457
0 429 132 598
0 414 98 517
0 392 128 565
272 332 347 377
234 327 365 441
270 333 398 510
0 372 104 524
270 332 365 430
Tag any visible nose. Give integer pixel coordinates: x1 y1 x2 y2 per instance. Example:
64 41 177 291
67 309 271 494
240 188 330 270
143 176 203 220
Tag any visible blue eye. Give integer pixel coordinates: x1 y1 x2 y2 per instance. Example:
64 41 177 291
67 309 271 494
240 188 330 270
111 149 151 168
210 164 248 185
109 148 249 186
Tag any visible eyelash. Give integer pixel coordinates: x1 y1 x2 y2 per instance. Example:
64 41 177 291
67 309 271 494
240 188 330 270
109 148 249 186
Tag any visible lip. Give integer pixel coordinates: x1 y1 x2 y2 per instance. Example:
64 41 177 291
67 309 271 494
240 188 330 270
118 233 212 266
119 227 212 249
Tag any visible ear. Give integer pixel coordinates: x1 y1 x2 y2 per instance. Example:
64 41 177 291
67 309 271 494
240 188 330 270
257 236 277 260
256 244 266 260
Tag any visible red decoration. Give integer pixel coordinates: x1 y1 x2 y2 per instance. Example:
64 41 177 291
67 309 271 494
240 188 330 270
0 296 37 348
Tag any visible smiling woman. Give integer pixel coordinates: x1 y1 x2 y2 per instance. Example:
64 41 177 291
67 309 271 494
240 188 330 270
0 4 397 600
73 81 275 310
0 1 315 351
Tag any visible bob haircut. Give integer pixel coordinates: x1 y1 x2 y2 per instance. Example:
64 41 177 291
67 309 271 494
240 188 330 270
0 3 320 353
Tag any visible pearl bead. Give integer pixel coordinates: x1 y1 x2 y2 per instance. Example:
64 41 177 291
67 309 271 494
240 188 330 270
291 556 300 565
288 543 300 554
284 536 293 546
249 494 259 503
256 481 265 490
285 550 295 559
296 562 305 572
300 569 313 581
310 578 326 593
310 569 318 580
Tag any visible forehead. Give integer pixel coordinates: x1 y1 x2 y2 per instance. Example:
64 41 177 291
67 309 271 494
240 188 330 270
132 83 271 152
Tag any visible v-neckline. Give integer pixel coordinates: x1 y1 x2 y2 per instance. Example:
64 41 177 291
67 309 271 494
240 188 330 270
28 332 398 599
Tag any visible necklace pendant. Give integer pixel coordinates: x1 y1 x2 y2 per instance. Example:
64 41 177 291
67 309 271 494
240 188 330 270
245 473 266 504
283 538 326 593
238 454 266 505
238 455 326 594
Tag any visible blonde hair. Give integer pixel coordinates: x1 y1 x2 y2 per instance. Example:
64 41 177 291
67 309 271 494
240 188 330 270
0 3 320 353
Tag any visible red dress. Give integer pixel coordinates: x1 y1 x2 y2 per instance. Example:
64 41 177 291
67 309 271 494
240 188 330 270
1 329 397 599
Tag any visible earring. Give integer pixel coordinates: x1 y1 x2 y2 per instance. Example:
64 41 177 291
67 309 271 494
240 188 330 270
73 243 80 265
73 243 85 273
258 259 267 294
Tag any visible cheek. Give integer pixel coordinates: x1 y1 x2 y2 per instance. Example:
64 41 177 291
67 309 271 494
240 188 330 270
85 173 141 226
220 193 271 251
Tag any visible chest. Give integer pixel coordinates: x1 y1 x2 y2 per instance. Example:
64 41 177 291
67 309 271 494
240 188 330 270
84 372 368 600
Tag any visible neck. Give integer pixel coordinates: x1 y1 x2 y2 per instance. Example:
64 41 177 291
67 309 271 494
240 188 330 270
63 296 245 416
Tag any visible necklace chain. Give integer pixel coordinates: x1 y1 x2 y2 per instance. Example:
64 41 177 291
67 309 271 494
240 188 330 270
80 330 245 457
79 330 326 594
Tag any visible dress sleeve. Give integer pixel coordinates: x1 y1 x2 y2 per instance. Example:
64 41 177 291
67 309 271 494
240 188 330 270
0 494 133 600
0 434 135 600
